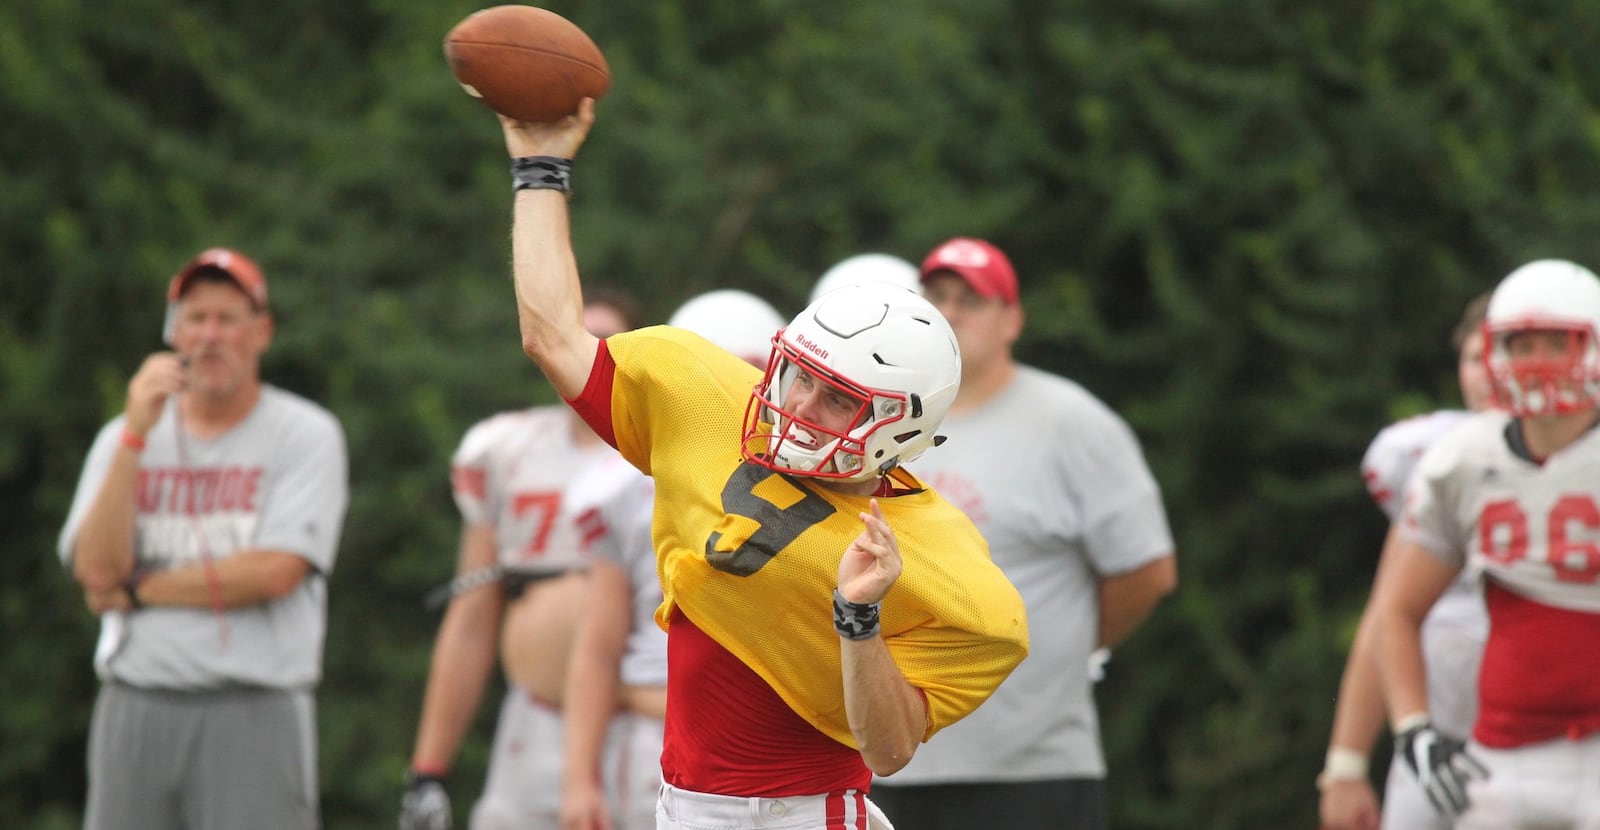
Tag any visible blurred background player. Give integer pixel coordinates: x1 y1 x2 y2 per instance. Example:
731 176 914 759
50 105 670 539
808 253 921 305
559 288 786 830
399 290 645 830
1372 259 1600 829
663 289 788 365
869 237 1177 830
1318 292 1493 830
498 101 1028 830
58 247 350 830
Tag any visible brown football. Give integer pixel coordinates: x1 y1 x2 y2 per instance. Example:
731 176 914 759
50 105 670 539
444 5 610 122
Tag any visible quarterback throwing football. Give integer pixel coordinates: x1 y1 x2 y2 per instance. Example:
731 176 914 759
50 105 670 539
495 99 1029 830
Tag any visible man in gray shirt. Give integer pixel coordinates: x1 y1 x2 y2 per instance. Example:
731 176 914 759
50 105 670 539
870 238 1177 830
58 247 348 830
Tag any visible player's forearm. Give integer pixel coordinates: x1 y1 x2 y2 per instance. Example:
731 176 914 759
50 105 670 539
70 447 143 591
410 601 503 770
511 189 592 399
840 635 925 775
1096 555 1176 648
562 581 629 783
1372 606 1430 727
561 647 622 791
135 550 310 608
1327 606 1388 756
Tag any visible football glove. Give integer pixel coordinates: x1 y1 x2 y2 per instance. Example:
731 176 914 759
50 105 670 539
399 771 451 830
1397 720 1487 816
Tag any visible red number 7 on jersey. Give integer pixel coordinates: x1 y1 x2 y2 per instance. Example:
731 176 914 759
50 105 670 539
1480 495 1600 583
512 491 562 560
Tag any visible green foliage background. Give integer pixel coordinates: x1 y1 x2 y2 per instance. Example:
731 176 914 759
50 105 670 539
5 1 1599 827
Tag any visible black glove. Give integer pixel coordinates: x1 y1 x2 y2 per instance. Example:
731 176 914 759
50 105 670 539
399 771 452 830
1397 720 1488 816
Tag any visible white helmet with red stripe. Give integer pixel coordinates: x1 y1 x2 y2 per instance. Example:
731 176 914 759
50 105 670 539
742 282 960 481
1483 258 1600 417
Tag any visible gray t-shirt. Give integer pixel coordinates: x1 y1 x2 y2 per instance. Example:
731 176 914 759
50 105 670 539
58 386 348 690
889 365 1173 782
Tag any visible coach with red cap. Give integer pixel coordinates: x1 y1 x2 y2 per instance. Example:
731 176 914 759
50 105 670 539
870 237 1179 830
58 247 349 830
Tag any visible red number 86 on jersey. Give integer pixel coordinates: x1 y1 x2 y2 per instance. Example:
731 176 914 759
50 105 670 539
1481 495 1600 584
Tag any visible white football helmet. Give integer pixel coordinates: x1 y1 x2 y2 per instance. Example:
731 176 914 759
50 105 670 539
809 253 921 305
1482 258 1600 417
742 282 961 481
668 289 786 366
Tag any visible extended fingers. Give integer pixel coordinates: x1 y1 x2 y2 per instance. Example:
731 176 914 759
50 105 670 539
859 499 894 544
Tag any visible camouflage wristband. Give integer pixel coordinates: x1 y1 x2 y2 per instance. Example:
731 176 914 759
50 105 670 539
511 156 572 194
833 589 881 640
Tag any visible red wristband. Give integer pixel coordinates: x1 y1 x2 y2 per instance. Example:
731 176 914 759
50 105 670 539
120 428 147 452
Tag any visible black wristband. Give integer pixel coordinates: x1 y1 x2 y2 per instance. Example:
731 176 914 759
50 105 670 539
511 156 573 194
123 574 144 610
833 588 881 641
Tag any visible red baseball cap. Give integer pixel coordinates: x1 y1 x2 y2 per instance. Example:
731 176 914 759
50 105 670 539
166 247 268 309
919 237 1019 304
162 247 268 344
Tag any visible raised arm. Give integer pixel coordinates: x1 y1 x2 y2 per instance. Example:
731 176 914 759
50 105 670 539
500 101 602 399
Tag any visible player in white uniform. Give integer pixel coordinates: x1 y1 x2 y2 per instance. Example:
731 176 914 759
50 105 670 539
1320 293 1493 830
58 248 349 830
1372 259 1600 830
559 289 785 830
400 291 644 830
869 238 1176 829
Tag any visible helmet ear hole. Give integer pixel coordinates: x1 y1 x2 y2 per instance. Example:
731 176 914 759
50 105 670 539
909 393 923 419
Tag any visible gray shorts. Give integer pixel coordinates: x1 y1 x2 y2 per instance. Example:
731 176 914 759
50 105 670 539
85 682 319 830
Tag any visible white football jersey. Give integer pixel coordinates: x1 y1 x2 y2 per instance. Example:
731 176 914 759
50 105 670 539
452 407 618 575
1404 410 1600 613
1362 409 1474 522
1364 410 1486 739
563 453 666 687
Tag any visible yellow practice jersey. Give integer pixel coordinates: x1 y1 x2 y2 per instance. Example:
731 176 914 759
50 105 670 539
599 325 1029 747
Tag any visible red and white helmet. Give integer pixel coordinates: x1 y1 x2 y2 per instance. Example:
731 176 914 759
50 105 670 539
1482 258 1600 417
809 253 920 305
668 289 786 366
742 282 960 481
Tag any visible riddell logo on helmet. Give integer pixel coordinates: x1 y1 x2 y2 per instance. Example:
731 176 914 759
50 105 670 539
796 334 829 360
